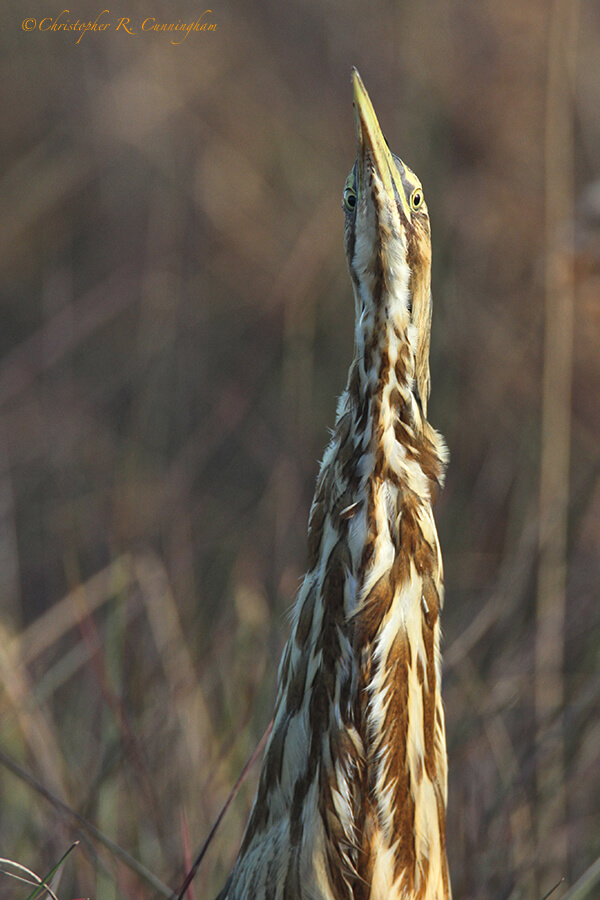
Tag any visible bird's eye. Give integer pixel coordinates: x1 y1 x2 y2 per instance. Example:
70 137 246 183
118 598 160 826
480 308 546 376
410 188 424 212
343 185 357 212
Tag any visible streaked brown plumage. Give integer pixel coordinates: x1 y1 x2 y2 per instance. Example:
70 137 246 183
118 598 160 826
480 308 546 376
218 69 451 900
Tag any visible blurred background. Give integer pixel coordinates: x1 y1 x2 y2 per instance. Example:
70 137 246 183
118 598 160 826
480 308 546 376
1 0 599 897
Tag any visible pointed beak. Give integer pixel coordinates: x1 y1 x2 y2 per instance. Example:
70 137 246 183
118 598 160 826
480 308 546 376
352 68 410 219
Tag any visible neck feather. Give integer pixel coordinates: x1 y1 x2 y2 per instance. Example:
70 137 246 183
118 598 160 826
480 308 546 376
224 267 450 900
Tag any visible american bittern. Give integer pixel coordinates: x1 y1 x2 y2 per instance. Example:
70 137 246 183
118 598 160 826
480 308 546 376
218 69 451 900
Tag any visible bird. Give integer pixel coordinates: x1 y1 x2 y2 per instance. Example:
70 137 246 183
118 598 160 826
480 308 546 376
217 68 451 900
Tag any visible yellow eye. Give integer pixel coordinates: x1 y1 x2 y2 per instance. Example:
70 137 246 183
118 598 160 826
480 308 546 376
343 173 357 213
410 187 424 212
343 185 357 212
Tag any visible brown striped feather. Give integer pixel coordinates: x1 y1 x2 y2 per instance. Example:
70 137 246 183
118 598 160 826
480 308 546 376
217 72 450 900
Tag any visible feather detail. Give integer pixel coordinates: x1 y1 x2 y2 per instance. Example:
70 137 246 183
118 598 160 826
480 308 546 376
218 71 451 900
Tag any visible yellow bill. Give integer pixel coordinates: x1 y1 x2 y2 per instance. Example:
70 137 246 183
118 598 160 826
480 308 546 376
352 68 411 219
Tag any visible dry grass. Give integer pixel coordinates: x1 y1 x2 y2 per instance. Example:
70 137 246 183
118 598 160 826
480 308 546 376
1 0 600 897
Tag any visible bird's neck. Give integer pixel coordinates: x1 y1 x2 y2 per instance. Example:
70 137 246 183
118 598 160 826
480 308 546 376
229 291 450 900
279 294 450 897
341 278 445 512
350 228 433 411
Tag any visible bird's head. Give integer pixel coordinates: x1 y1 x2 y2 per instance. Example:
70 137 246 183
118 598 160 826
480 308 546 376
344 69 433 413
